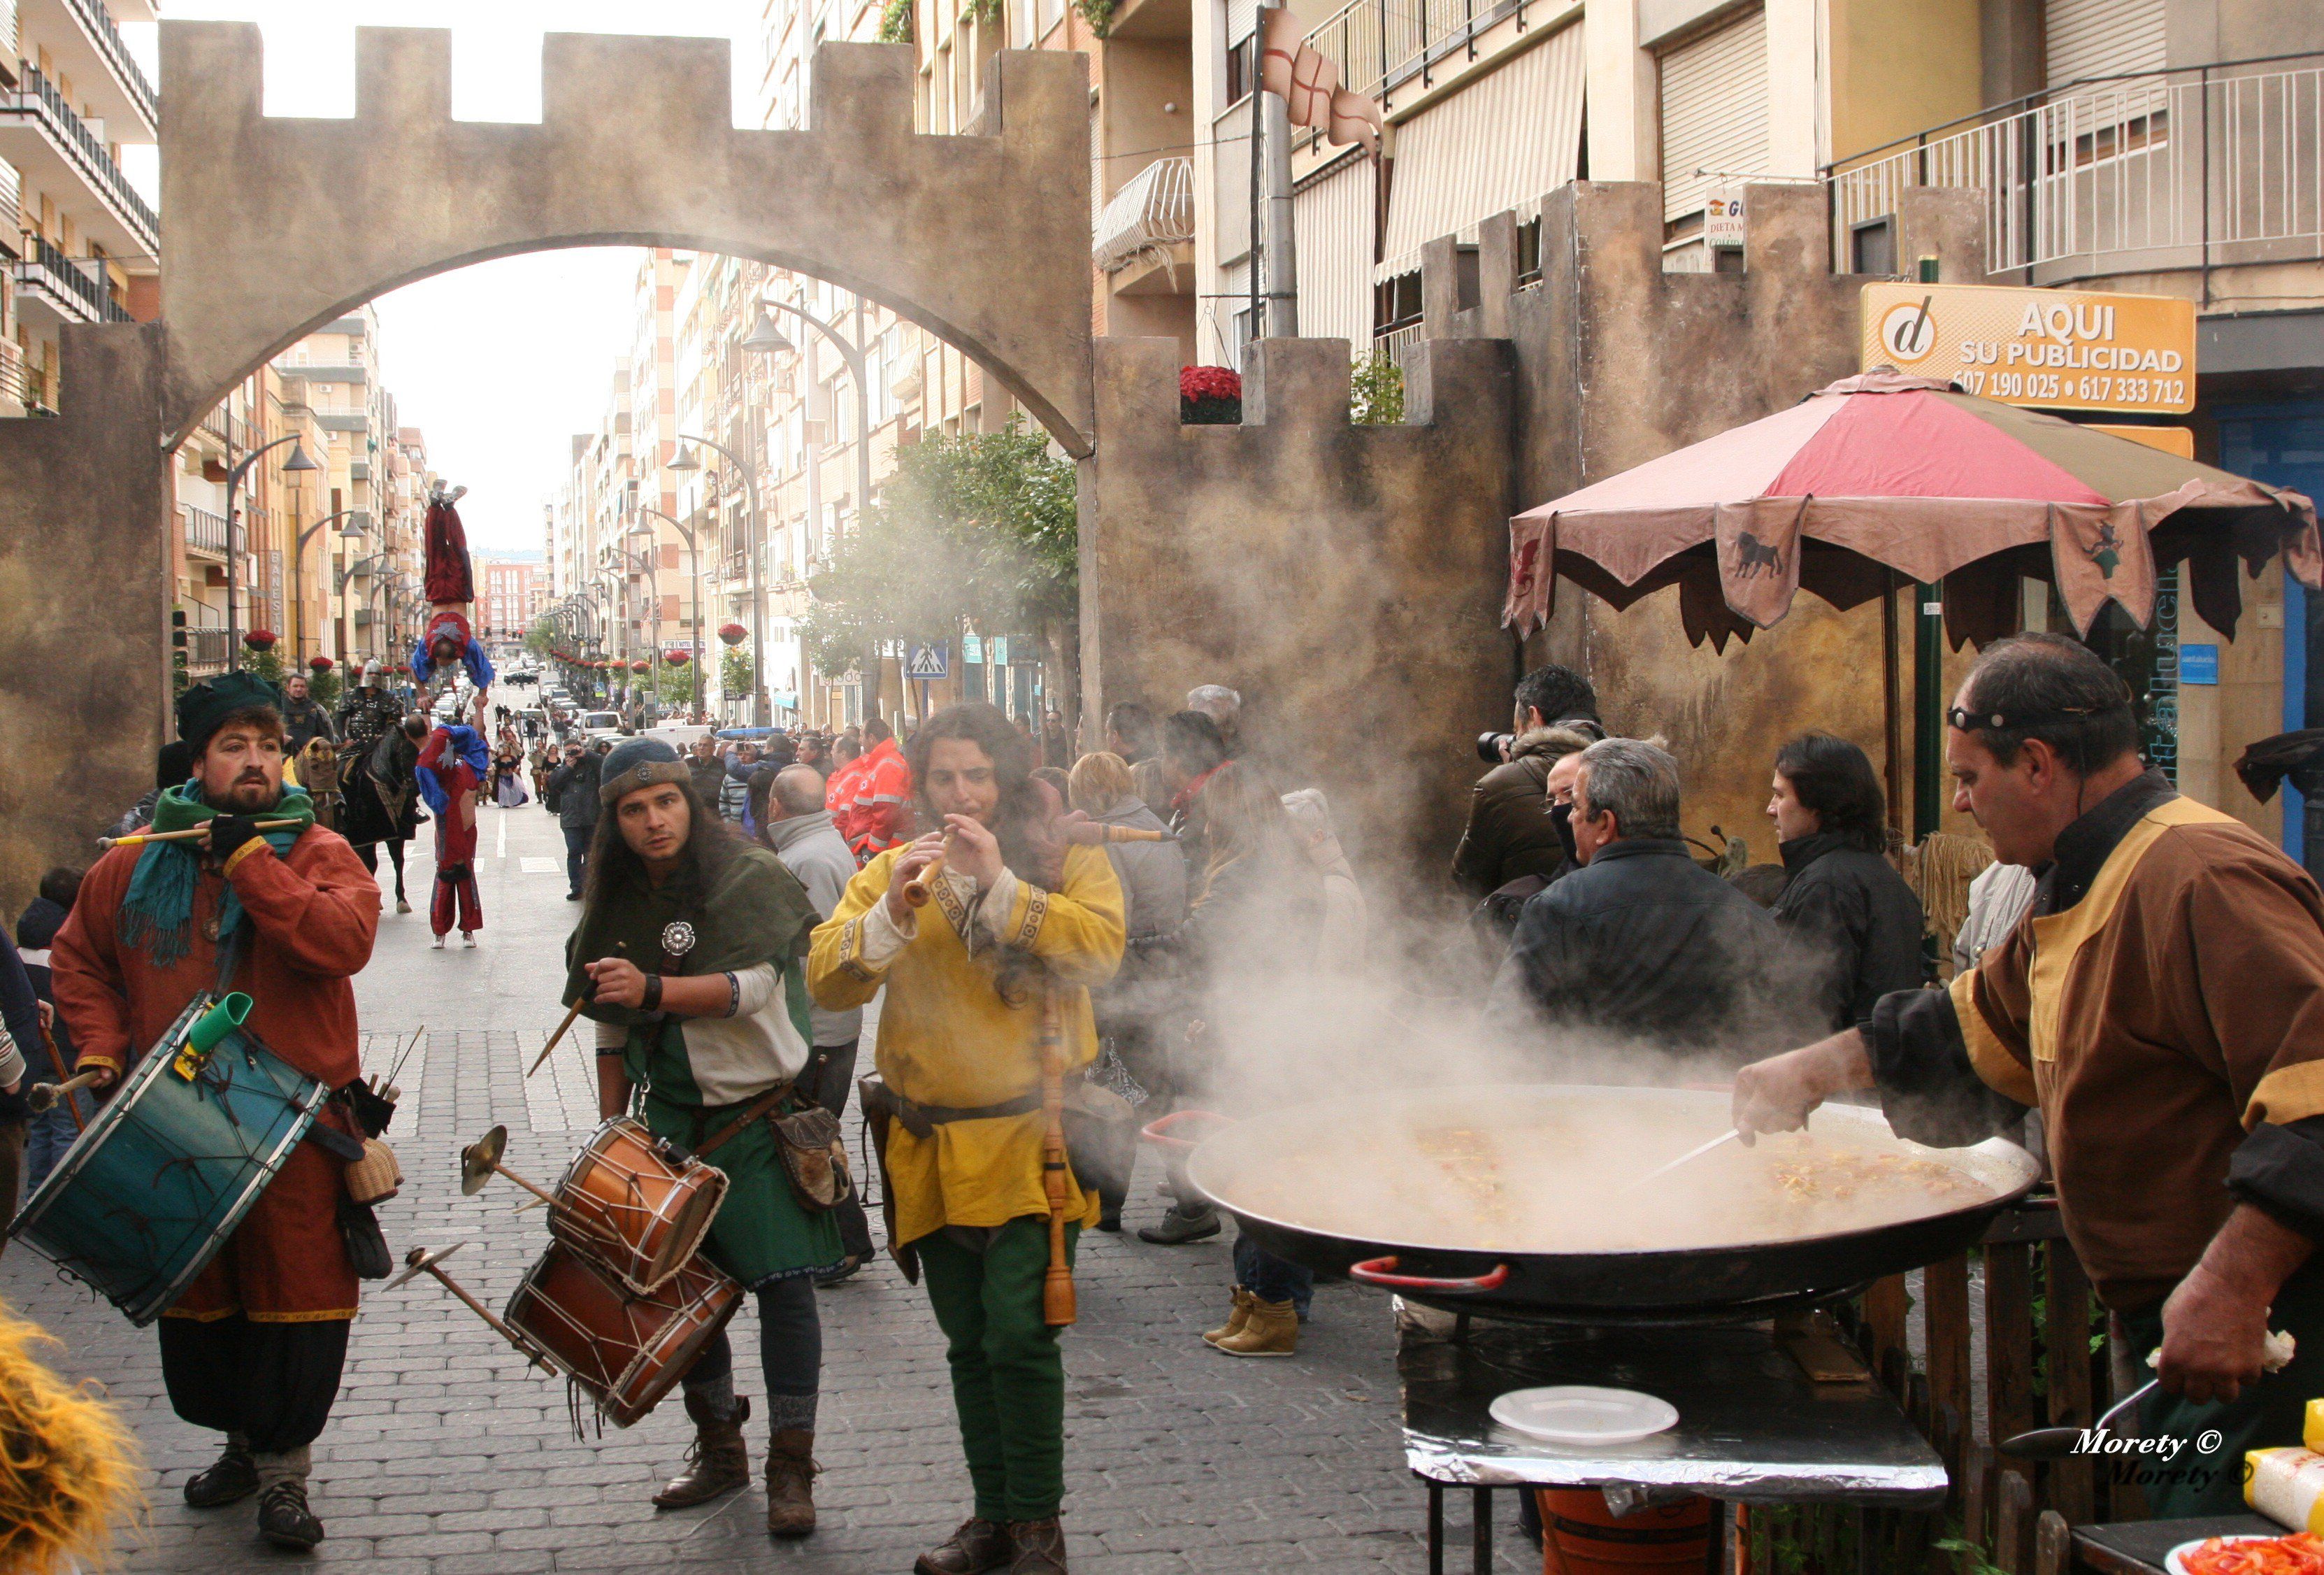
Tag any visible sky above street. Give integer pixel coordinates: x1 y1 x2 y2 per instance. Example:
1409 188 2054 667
120 2 767 553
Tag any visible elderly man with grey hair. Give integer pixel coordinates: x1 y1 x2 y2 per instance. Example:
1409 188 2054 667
1184 684 1242 757
1487 736 1798 1061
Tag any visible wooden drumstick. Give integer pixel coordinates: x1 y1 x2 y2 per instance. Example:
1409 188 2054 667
387 1246 556 1375
1061 824 1175 845
26 1069 101 1115
99 818 301 849
528 943 624 1077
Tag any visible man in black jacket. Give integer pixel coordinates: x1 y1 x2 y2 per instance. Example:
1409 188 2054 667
545 742 602 900
1452 664 1600 901
1489 738 1804 1063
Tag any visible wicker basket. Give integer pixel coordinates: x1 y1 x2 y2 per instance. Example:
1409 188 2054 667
345 1138 403 1205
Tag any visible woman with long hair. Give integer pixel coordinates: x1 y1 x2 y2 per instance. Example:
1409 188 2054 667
809 702 1124 1575
1765 732 1925 1029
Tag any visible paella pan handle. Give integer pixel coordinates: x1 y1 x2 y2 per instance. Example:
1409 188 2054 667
1138 1109 1231 1152
1347 1255 1511 1295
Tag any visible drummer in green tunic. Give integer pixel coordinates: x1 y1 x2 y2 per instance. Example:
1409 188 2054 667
564 737 843 1537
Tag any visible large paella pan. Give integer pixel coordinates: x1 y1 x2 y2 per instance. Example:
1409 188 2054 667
1153 1085 2039 1324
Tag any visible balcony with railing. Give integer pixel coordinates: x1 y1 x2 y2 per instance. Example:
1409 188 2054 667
20 0 159 135
182 626 230 675
0 64 159 258
15 234 129 325
1095 157 1198 290
182 504 229 560
1298 0 1529 125
1826 53 2324 285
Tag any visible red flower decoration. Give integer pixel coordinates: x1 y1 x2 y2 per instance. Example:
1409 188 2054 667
243 629 279 650
1179 365 1241 402
717 622 749 646
308 655 333 671
667 650 691 666
631 660 650 674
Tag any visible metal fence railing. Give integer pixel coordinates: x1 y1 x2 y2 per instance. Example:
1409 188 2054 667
182 504 229 558
1827 53 2324 282
1298 0 1526 123
15 236 131 324
62 0 158 129
8 66 160 248
182 627 231 674
1094 157 1197 272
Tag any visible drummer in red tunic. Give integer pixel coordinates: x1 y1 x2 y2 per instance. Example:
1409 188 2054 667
50 671 380 1551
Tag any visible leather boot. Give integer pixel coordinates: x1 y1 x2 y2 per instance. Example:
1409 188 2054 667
183 1440 258 1509
255 1479 325 1550
652 1392 751 1509
914 1516 1013 1575
1214 1296 1298 1357
1007 1516 1068 1574
764 1429 819 1537
1202 1287 1254 1346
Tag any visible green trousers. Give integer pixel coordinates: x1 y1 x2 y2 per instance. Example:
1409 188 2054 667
917 1216 1079 1523
2125 1258 2324 1518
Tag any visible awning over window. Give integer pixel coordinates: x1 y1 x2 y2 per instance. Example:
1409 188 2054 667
1377 22 1584 269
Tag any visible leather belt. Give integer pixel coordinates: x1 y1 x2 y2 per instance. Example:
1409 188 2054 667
862 1081 1041 1141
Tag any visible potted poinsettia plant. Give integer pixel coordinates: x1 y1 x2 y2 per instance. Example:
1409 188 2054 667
1179 365 1242 425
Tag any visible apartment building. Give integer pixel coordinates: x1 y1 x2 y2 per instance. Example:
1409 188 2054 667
475 555 545 641
0 0 155 415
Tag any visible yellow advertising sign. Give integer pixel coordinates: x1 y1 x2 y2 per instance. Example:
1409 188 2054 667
1860 283 2195 415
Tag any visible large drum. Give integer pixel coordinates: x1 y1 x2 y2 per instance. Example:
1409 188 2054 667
551 1116 728 1295
10 995 329 1326
504 1241 741 1427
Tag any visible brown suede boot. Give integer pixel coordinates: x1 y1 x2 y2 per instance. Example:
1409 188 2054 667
1213 1297 1298 1357
914 1516 1013 1574
652 1392 751 1509
1007 1516 1068 1574
764 1429 819 1537
1202 1287 1254 1346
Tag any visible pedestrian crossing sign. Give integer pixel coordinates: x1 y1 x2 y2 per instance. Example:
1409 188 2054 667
905 643 949 680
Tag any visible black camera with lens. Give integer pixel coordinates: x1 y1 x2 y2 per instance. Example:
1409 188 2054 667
1477 732 1514 764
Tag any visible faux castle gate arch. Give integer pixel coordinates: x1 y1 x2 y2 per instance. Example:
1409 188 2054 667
1 24 1103 913
159 24 1096 452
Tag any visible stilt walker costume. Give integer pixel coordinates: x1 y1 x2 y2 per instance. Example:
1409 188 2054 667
808 704 1124 1575
414 483 494 727
566 739 845 1536
50 672 380 1551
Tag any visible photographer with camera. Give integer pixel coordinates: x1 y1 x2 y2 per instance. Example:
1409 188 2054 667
1451 664 1602 902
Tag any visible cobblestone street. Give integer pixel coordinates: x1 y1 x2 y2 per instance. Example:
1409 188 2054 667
4 804 1516 1574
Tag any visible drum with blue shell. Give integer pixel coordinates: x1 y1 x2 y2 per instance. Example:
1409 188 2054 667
9 992 329 1325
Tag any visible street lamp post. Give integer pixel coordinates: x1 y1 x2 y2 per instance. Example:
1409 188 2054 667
290 508 368 664
224 432 320 671
668 434 770 727
743 297 875 523
631 494 703 720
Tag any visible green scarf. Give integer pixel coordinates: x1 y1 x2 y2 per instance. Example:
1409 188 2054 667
118 781 317 968
563 842 819 1026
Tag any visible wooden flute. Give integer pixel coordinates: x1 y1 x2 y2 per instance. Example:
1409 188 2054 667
99 818 302 849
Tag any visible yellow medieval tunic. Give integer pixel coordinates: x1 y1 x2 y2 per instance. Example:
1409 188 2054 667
808 844 1126 1248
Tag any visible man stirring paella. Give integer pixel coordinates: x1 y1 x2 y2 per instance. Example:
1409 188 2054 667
49 671 380 1549
1734 634 2324 1516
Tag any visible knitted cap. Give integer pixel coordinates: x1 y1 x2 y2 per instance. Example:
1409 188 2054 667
598 736 689 804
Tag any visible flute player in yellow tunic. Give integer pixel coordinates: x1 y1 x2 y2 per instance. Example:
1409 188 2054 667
809 701 1123 1575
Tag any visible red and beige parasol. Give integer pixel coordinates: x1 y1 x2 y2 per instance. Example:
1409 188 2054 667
1504 370 2323 650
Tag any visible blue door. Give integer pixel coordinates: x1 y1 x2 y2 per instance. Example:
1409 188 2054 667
2214 402 2324 869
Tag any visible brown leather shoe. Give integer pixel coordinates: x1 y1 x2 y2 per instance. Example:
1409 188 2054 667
1006 1517 1068 1574
914 1516 1012 1574
651 1392 751 1510
764 1428 819 1537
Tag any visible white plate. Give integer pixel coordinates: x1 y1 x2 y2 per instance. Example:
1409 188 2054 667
2165 1534 2296 1574
1489 1385 1679 1445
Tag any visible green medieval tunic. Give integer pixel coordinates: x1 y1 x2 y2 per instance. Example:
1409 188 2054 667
568 844 843 1287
